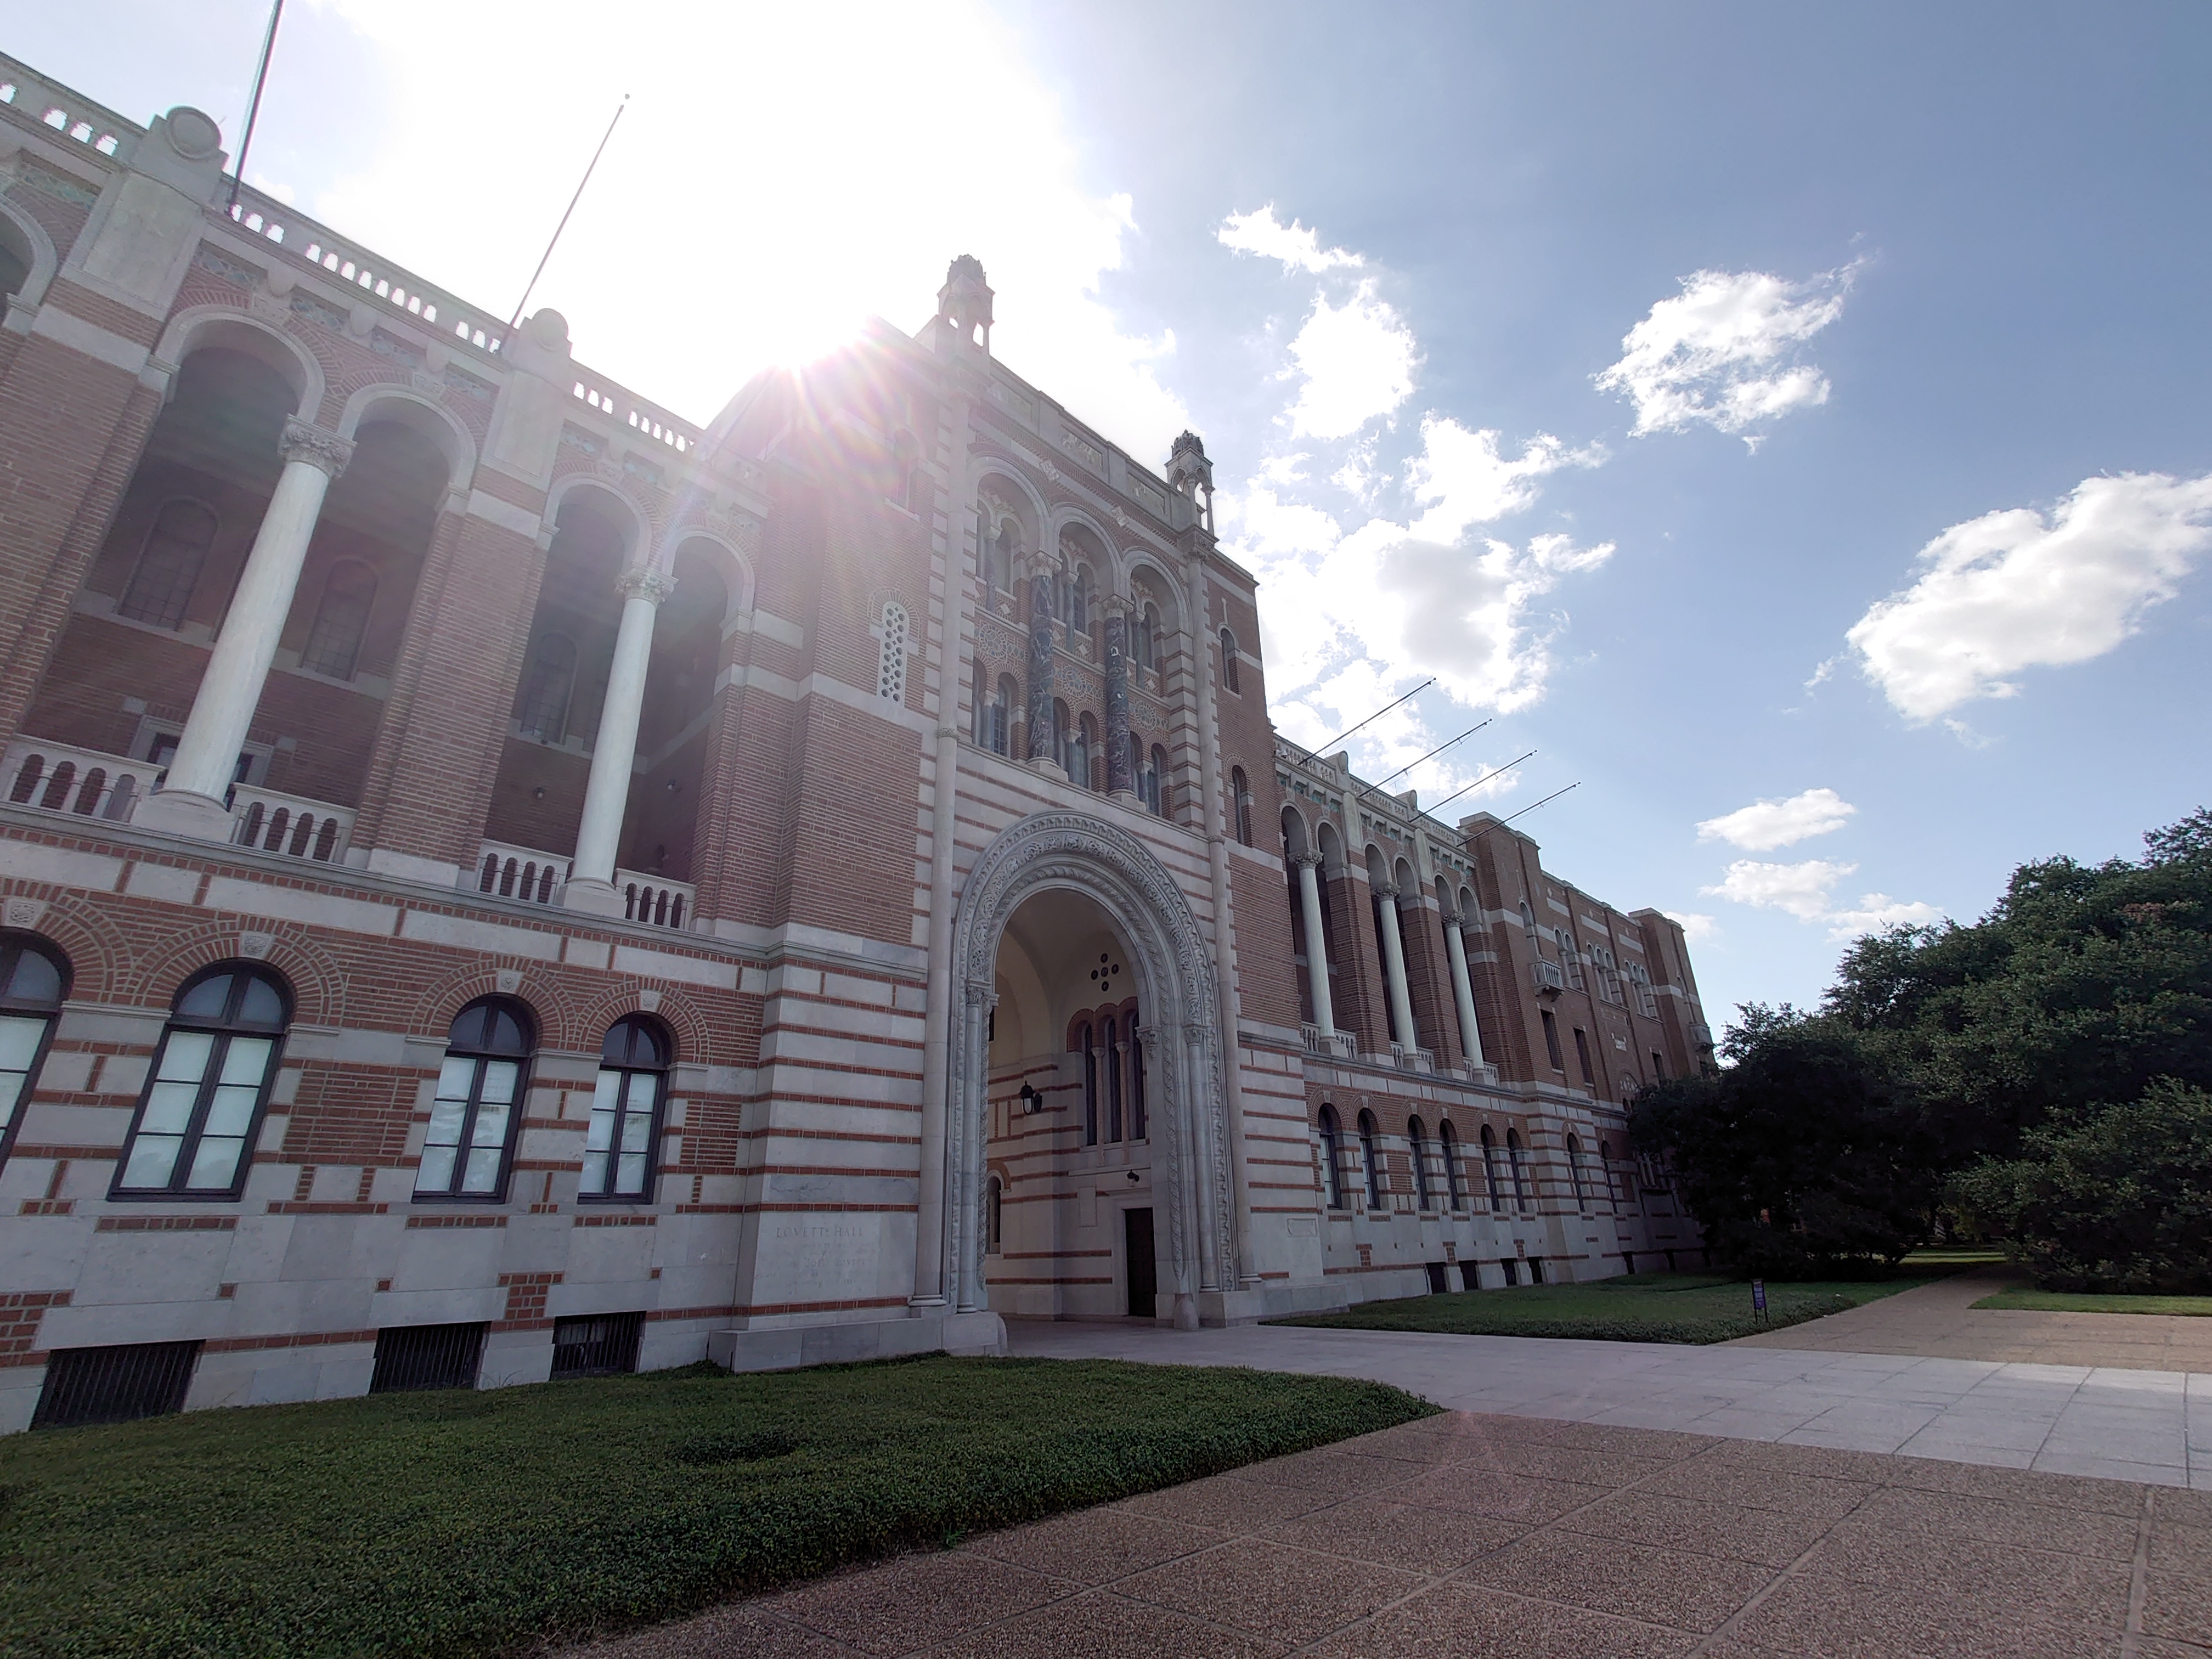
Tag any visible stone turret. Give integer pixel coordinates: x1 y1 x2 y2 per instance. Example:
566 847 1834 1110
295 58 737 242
936 255 994 352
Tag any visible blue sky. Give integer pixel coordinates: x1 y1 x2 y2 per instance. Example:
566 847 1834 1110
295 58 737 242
11 2 2211 1026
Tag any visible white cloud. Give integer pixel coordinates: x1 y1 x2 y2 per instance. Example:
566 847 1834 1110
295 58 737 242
1285 281 1419 440
1703 859 1856 921
306 1 1189 455
1406 421 1605 540
1846 471 2212 721
1696 787 1857 851
1702 858 1942 940
1217 205 1363 274
1666 911 1719 943
1596 264 1855 438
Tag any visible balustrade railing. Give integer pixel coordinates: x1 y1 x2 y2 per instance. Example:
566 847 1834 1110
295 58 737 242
475 841 567 906
229 786 353 864
1299 1024 1357 1061
2 740 144 822
0 55 132 159
614 869 695 931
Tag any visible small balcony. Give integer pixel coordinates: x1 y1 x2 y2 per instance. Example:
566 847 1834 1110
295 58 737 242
3 740 147 822
470 842 695 930
1299 1023 1357 1062
616 870 693 930
1532 958 1566 994
1390 1043 1436 1075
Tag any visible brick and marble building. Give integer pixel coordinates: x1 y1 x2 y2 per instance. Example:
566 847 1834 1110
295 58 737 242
0 58 1712 1430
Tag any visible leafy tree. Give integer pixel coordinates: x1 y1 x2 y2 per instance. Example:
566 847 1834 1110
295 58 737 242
1952 1080 2212 1293
1629 1008 1939 1278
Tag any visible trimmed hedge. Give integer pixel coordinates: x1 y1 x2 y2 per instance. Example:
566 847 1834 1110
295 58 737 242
0 1353 1433 1658
1271 1271 1932 1344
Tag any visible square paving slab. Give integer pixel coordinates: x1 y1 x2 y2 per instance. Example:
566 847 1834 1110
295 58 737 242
561 1410 2211 1657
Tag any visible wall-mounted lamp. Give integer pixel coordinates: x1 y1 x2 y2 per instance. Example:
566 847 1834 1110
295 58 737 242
1019 1081 1041 1115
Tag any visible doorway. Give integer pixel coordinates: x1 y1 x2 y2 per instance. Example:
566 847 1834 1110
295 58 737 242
1124 1207 1156 1318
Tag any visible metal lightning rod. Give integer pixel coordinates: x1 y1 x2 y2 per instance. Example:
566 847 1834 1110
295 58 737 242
1463 782 1581 842
1419 748 1537 818
1351 721 1492 805
1296 678 1435 759
506 94 629 335
226 0 285 216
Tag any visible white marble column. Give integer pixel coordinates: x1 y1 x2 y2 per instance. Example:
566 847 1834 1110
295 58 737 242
1444 911 1486 1068
565 567 673 916
138 419 353 840
1374 882 1418 1052
1293 853 1336 1037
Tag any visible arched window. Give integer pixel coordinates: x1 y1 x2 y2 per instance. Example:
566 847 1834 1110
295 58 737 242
877 601 909 704
514 633 578 743
981 515 1013 599
1357 1107 1383 1209
970 659 990 747
1439 1119 1463 1210
119 499 216 629
1479 1124 1502 1210
1070 566 1091 633
1317 1104 1345 1210
1408 1114 1432 1210
1566 1133 1588 1211
1149 746 1170 817
1052 698 1072 778
1506 1127 1530 1212
581 1015 670 1201
986 1175 1003 1252
1520 899 1537 939
415 998 533 1200
1076 1020 1097 1146
1138 603 1159 672
1230 766 1253 845
1219 627 1240 693
1074 713 1097 791
1103 1006 1123 1141
299 559 376 680
992 675 1015 757
115 964 289 1199
1125 1009 1146 1139
0 933 69 1169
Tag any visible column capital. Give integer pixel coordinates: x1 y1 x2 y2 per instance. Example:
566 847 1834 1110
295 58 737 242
1102 593 1132 619
279 417 354 477
615 566 676 606
1291 850 1325 871
1373 879 1399 901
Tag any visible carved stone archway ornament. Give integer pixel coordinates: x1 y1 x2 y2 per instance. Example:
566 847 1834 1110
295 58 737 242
946 811 1235 1327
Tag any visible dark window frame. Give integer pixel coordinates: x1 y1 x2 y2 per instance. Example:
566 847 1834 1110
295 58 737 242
413 997 536 1204
0 930 70 1173
577 1014 672 1204
1439 1120 1464 1209
1317 1103 1346 1210
111 963 290 1203
1357 1107 1384 1210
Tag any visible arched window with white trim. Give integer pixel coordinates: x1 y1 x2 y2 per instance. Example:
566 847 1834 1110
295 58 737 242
877 601 909 704
0 933 68 1172
1219 627 1240 693
115 964 290 1199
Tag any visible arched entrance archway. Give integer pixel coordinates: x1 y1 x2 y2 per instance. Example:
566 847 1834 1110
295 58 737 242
947 812 1233 1328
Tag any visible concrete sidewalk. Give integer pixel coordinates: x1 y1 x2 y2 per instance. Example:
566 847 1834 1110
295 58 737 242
567 1409 2212 1658
1731 1262 2212 1370
1009 1316 2212 1488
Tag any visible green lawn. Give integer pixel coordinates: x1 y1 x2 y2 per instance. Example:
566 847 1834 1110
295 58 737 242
0 1354 1432 1659
1973 1288 2212 1316
1272 1271 1939 1344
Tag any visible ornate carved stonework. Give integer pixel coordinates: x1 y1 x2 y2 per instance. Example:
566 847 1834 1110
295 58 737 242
944 811 1234 1313
616 567 677 606
279 418 354 477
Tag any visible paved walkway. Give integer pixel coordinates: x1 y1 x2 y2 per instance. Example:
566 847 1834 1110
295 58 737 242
567 1410 2212 1657
1009 1317 2212 1488
1731 1263 2212 1370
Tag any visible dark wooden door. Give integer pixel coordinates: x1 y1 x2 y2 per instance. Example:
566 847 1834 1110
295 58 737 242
1124 1207 1156 1318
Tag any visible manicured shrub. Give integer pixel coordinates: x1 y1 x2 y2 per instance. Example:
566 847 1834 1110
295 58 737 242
1954 1080 2212 1293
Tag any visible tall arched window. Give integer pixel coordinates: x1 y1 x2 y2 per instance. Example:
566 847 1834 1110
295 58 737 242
1052 698 1073 778
1138 603 1159 671
1230 766 1254 845
0 933 69 1170
1357 1107 1383 1209
1103 1006 1123 1141
986 1174 1003 1252
1438 1119 1463 1210
1506 1127 1530 1212
1479 1123 1503 1211
115 964 289 1199
1149 746 1170 817
1317 1104 1345 1210
1125 1009 1146 1139
1074 713 1098 791
1219 627 1240 693
514 633 578 743
299 559 377 680
415 997 534 1200
1566 1133 1588 1211
119 499 216 629
1076 1020 1097 1146
992 675 1015 756
1070 566 1091 633
581 1015 670 1201
970 659 990 747
877 601 909 704
1408 1114 1432 1210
